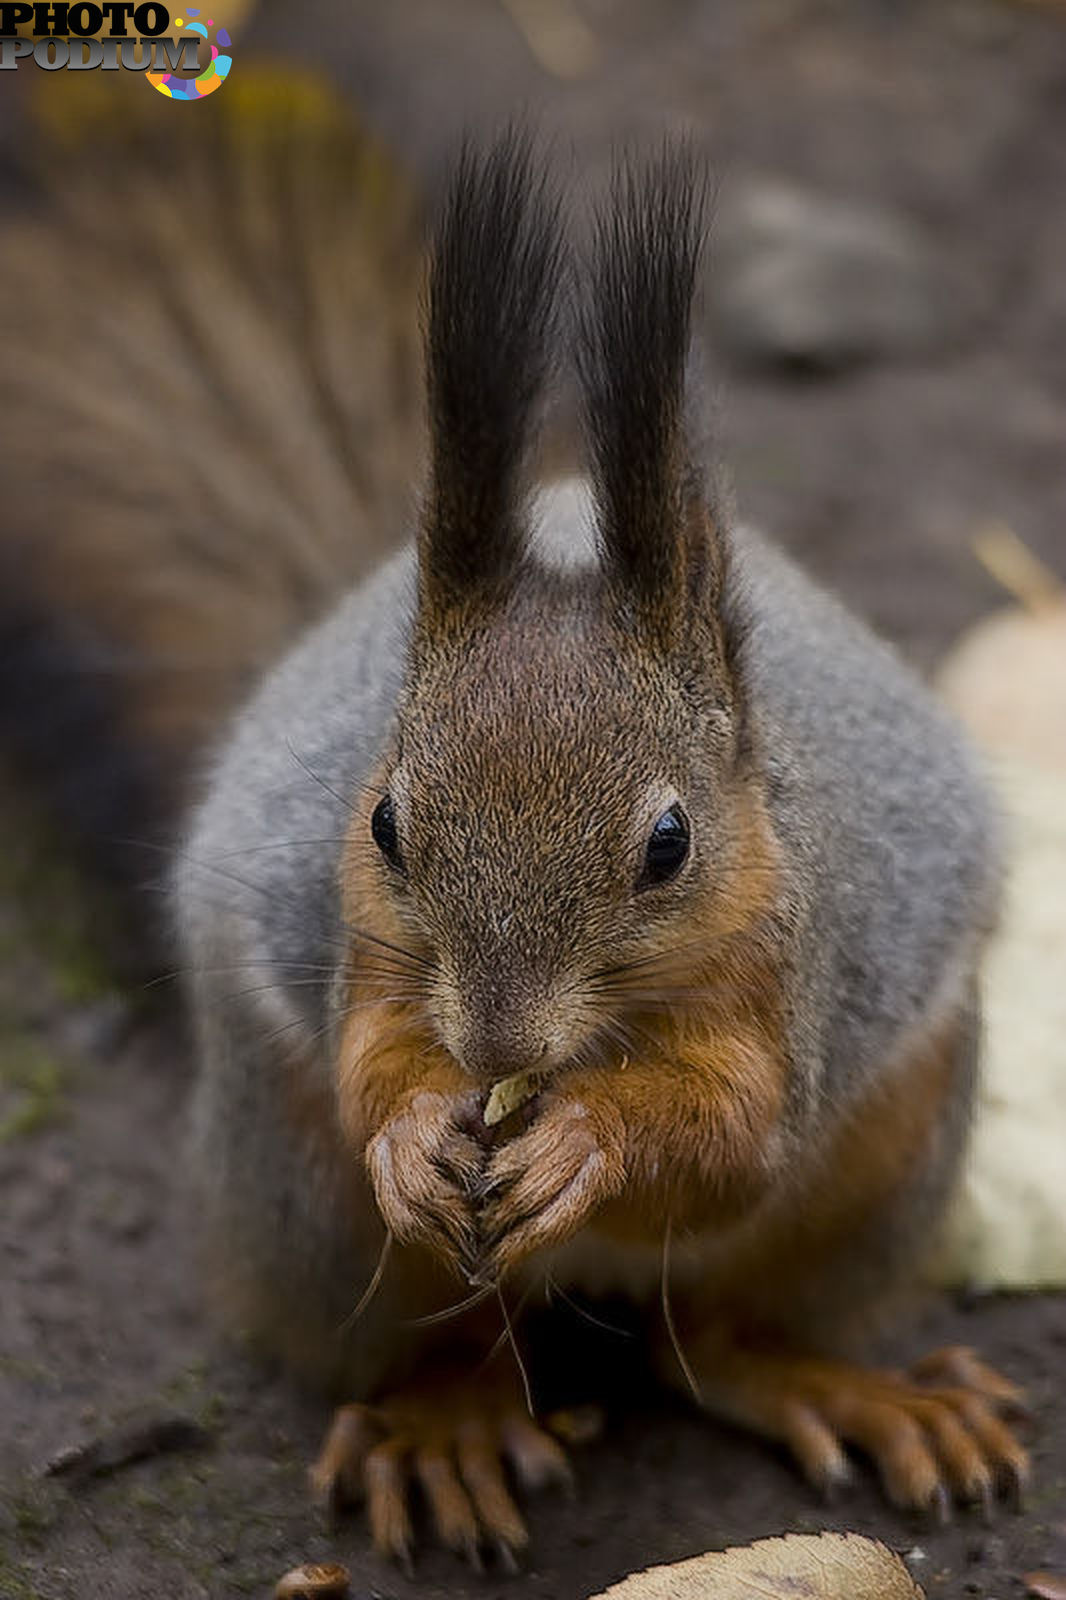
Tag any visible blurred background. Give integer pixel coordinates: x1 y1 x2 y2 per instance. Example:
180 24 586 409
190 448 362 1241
246 0 1066 667
0 3 1064 1598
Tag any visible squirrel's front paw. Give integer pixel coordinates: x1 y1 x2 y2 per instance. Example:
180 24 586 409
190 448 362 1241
476 1093 625 1281
365 1090 485 1274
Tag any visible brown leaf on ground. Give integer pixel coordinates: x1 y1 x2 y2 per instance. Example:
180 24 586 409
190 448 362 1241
934 586 1066 1291
589 1532 924 1599
1023 1574 1066 1600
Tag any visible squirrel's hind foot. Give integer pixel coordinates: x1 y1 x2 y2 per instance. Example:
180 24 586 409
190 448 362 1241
694 1339 1029 1521
309 1370 573 1572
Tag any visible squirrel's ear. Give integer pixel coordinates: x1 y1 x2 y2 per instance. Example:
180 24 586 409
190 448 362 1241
418 130 564 629
579 148 726 653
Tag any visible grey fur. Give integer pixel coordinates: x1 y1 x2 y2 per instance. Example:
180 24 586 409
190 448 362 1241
177 502 997 1386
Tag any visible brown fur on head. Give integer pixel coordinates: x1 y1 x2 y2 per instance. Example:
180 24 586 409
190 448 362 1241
341 136 774 1096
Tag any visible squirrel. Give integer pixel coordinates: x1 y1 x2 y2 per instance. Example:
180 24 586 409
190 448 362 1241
0 94 1029 1571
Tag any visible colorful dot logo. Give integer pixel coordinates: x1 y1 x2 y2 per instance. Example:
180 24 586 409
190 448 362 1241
147 9 232 100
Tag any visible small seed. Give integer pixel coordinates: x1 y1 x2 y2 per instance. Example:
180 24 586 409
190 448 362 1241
484 1069 543 1127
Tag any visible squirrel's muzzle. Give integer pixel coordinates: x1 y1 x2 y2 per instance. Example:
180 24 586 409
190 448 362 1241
453 1008 553 1086
438 972 580 1087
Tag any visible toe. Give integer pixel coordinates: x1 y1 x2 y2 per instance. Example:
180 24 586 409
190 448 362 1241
915 1398 994 1510
502 1412 574 1494
482 1154 607 1278
434 1131 485 1193
911 1347 1029 1417
415 1445 482 1566
780 1401 851 1501
838 1399 944 1513
456 1418 529 1558
948 1392 1030 1508
309 1404 378 1511
365 1438 414 1571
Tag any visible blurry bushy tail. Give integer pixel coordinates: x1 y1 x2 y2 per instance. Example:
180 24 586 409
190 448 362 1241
0 72 424 885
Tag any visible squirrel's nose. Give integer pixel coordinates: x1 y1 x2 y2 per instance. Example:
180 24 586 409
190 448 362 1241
454 1003 554 1085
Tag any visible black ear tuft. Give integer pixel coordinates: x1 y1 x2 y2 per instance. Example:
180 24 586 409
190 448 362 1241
578 145 722 638
420 129 565 615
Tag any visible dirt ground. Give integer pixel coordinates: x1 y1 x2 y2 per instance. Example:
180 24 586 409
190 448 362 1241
2 2 1066 1598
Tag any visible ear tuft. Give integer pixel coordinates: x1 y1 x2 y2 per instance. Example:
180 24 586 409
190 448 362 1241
420 129 565 616
578 145 723 642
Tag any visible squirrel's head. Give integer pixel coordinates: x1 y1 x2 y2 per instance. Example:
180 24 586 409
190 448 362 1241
348 135 770 1087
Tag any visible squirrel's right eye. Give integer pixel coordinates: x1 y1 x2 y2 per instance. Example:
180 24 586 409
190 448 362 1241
371 795 403 870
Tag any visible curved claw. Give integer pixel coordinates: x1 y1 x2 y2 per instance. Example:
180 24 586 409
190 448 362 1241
974 1474 996 1527
1000 1457 1028 1514
926 1481 952 1528
494 1537 522 1575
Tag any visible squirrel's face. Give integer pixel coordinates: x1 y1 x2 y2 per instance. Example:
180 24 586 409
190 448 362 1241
366 579 742 1085
353 133 754 1085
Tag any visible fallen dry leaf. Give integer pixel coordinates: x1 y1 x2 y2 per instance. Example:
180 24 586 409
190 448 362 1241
933 591 1066 1291
1022 1574 1066 1600
589 1532 923 1599
936 602 1066 771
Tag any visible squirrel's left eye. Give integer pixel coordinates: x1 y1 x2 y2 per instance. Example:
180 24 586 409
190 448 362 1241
371 794 403 871
639 805 690 888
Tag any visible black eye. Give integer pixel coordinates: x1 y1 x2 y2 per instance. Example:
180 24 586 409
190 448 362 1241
640 805 690 887
371 795 403 870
